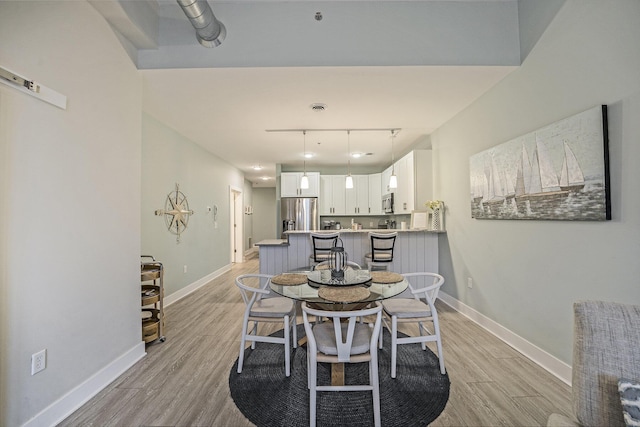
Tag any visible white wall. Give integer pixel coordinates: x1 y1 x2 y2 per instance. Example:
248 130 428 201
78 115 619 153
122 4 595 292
0 2 143 425
252 187 278 244
141 114 245 297
433 0 640 366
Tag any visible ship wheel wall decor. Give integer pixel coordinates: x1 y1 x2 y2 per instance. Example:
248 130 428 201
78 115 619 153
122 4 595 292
154 183 194 243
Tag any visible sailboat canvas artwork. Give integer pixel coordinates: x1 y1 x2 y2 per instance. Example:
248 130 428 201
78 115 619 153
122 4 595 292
470 105 611 221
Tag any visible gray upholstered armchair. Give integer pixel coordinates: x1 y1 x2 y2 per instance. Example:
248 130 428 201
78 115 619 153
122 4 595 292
548 301 640 426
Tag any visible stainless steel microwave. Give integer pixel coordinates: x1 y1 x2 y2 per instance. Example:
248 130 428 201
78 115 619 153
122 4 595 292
382 193 394 213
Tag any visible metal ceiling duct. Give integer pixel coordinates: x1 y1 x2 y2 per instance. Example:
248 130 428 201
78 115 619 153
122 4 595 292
177 0 226 48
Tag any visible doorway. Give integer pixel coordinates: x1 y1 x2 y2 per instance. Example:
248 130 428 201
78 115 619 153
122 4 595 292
230 186 243 263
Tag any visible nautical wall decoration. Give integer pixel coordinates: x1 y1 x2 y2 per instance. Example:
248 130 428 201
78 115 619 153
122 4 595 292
155 183 195 242
470 105 610 221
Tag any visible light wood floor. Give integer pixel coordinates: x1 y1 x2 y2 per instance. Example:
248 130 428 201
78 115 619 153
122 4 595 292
59 252 572 426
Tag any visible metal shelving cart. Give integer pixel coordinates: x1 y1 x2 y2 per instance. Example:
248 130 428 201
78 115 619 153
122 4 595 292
141 255 165 343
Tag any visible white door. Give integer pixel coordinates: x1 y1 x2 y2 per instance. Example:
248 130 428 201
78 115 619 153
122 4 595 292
230 186 244 263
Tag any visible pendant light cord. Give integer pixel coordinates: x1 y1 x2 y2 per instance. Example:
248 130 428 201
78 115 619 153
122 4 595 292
391 130 395 173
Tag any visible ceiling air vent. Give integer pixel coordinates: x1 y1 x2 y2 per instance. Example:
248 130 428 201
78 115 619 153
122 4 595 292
310 103 327 112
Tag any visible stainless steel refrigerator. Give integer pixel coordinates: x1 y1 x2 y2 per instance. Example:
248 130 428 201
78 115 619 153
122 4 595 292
281 197 318 236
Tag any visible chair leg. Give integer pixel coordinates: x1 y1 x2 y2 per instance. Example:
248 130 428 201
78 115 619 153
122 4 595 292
237 320 249 374
433 317 446 374
284 316 291 377
309 356 317 427
307 350 311 390
391 316 398 378
418 321 427 350
250 321 258 349
436 335 446 374
370 351 381 427
292 309 298 348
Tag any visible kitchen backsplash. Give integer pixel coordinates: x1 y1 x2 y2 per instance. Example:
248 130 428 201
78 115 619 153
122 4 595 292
320 214 411 230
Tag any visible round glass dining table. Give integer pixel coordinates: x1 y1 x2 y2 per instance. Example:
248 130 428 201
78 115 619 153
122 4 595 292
270 268 407 386
269 269 408 310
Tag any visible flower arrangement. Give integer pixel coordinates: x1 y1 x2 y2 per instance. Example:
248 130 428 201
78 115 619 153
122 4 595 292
425 200 443 210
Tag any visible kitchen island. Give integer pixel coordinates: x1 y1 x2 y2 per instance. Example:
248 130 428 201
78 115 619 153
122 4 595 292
256 229 442 276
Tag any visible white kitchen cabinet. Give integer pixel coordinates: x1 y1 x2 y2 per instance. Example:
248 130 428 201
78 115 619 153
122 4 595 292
281 172 319 197
320 175 346 215
368 173 382 215
345 175 369 215
394 150 432 213
395 152 414 214
381 166 395 195
317 150 431 216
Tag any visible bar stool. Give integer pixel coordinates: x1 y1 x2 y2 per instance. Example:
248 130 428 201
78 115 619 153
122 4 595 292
309 232 339 267
364 232 397 271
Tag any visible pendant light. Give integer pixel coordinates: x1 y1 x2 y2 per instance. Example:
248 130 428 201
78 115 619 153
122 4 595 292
389 129 398 189
300 130 310 189
345 130 354 189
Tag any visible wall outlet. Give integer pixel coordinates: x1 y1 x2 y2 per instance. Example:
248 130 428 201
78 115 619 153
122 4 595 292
31 349 46 375
467 277 473 289
183 265 188 273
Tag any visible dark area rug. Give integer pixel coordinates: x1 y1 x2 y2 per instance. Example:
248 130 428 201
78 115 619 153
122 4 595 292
229 325 450 427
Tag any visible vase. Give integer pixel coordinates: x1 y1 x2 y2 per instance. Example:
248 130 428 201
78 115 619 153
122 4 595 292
430 204 444 231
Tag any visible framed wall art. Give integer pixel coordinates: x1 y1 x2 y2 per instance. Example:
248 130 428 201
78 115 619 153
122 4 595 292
469 105 610 221
410 210 428 229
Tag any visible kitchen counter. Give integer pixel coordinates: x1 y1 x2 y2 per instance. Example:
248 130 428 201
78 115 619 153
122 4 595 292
260 228 441 277
284 228 445 234
255 239 289 246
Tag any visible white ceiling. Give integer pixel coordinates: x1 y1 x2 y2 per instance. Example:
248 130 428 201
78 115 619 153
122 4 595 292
142 65 514 185
93 0 528 186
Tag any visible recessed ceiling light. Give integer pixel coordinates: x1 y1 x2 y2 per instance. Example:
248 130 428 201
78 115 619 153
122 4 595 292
252 165 263 170
351 152 372 158
260 176 270 181
310 103 327 112
304 152 315 159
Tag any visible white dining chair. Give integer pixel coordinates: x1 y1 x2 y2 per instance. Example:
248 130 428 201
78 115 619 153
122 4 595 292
302 301 383 427
235 274 297 377
380 272 446 378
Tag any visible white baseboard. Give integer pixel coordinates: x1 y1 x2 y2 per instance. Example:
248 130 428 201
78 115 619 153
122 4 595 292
25 266 233 427
164 264 231 307
24 342 146 427
27 271 568 427
438 291 572 386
